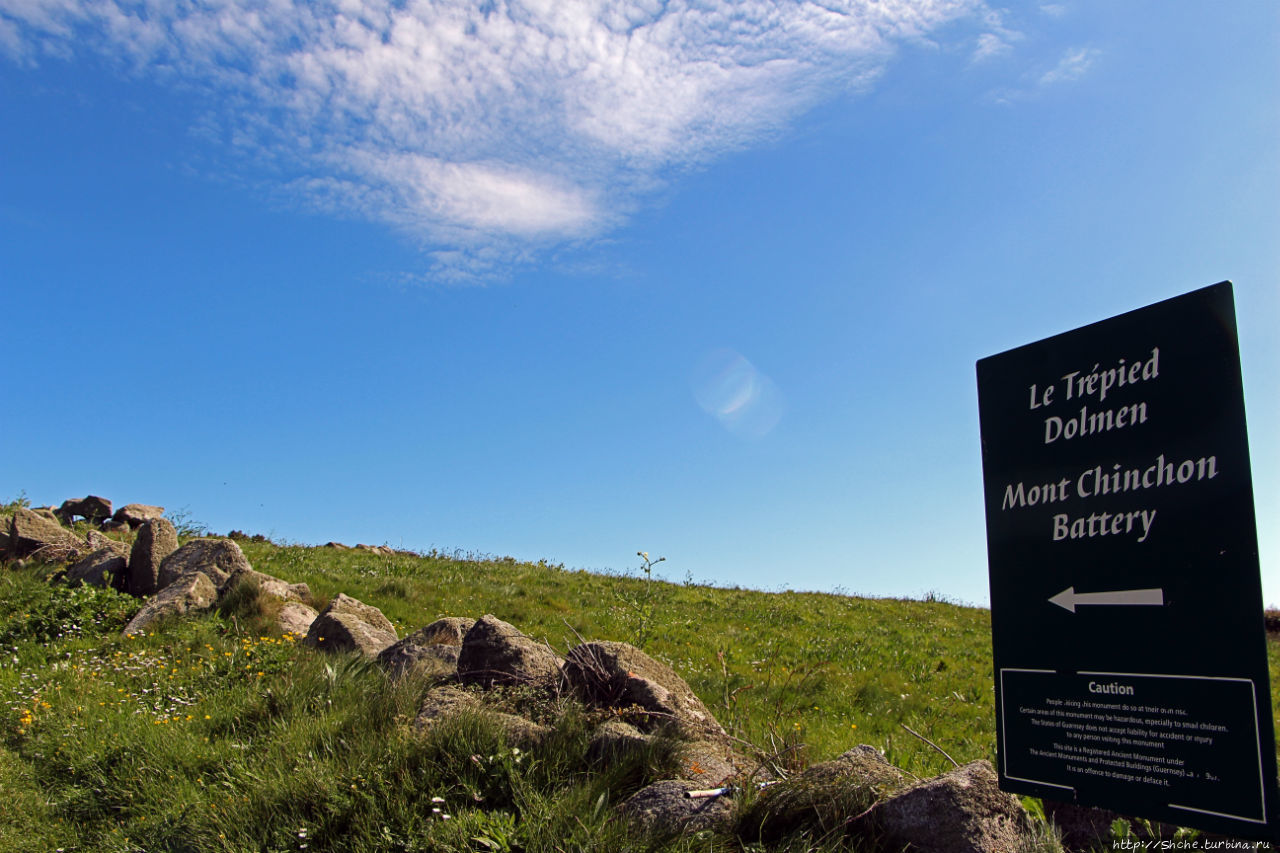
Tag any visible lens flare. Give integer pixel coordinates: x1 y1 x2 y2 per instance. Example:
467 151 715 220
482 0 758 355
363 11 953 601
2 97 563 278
690 348 784 438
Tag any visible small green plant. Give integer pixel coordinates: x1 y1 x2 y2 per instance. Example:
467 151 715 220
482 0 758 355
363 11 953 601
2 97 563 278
468 809 522 852
613 550 666 650
165 505 210 539
2 491 31 513
1109 817 1136 841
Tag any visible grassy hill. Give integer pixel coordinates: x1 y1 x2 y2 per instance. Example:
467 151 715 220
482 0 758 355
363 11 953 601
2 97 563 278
2 503 1276 851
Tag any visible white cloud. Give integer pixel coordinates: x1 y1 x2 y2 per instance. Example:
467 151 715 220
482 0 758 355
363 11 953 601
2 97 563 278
1040 45 1099 85
344 151 602 237
970 8 1021 63
0 16 21 58
1 0 991 278
972 32 1011 62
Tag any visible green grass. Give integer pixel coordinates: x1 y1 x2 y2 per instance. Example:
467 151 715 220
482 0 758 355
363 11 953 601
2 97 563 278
235 541 999 779
1 512 1274 851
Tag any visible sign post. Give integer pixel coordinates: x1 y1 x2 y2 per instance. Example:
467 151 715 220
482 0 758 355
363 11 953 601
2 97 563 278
976 281 1278 839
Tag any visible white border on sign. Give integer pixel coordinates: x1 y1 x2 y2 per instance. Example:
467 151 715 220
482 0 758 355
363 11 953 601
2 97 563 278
998 668 1074 792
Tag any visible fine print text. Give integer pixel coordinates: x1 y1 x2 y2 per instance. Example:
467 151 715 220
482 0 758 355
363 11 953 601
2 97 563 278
1020 692 1230 790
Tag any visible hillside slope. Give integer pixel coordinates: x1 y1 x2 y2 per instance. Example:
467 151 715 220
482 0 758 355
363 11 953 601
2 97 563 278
3 500 1275 851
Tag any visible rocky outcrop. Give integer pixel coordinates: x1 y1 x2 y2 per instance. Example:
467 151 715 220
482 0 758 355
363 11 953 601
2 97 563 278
618 779 734 835
456 615 563 688
127 518 179 597
413 685 551 747
8 509 88 561
409 616 474 646
676 739 754 788
414 685 480 728
354 543 394 556
869 760 1033 853
377 640 460 678
156 538 251 593
64 545 130 589
586 719 654 766
376 617 475 677
55 495 112 525
123 571 217 636
303 593 397 657
112 504 165 529
563 640 723 739
222 567 310 604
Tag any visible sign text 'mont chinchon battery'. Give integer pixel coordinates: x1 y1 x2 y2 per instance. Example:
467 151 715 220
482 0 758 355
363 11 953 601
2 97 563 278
976 281 1278 840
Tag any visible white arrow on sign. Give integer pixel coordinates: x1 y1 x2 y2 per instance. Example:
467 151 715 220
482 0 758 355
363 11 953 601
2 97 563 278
1049 586 1165 613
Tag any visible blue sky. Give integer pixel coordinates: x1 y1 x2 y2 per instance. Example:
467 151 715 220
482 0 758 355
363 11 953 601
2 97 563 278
3 1 1277 607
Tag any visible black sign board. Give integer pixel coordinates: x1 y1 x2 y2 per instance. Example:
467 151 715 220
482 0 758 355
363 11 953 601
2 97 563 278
976 282 1278 840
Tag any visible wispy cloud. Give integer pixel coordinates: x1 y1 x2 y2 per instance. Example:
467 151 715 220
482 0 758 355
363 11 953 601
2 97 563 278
1 0 988 279
1039 45 1099 85
972 32 1012 62
970 8 1021 63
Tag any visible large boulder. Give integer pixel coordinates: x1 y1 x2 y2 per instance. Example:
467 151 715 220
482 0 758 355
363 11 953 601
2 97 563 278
377 617 475 677
156 538 251 593
618 779 734 836
563 640 723 739
122 571 217 636
586 719 654 766
409 616 475 646
377 640 460 678
456 615 564 688
32 507 61 524
414 684 480 728
413 685 551 747
739 745 908 841
869 760 1033 853
55 495 113 526
303 593 397 657
274 601 319 637
64 545 130 589
127 518 179 597
7 509 87 561
221 567 310 604
677 739 755 788
112 504 166 529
